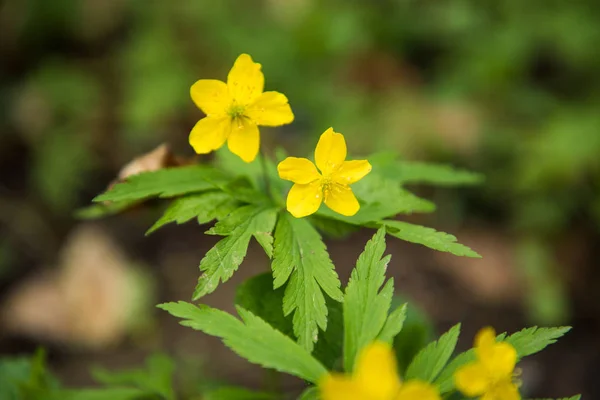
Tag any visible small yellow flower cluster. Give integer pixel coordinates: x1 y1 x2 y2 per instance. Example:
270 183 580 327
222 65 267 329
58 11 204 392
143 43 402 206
189 54 370 218
317 327 521 400
455 327 521 400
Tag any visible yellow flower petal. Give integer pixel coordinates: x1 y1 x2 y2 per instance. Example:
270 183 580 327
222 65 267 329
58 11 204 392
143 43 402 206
315 127 347 175
396 380 441 400
227 118 260 163
320 373 367 400
286 181 323 218
189 116 231 154
475 327 517 380
481 381 520 400
324 184 360 216
454 361 490 397
332 160 372 185
227 54 264 105
278 157 321 184
482 342 518 380
353 342 401 400
190 79 230 116
475 327 497 360
246 91 294 126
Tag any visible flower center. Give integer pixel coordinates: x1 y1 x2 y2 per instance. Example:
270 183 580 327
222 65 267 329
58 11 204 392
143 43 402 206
227 104 246 119
321 176 334 199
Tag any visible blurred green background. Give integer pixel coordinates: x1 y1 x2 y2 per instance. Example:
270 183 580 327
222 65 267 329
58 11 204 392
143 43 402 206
1 0 599 398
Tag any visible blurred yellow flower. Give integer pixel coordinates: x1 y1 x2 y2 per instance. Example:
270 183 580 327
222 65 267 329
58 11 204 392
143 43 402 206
189 54 294 162
320 341 441 400
278 128 371 218
454 327 521 400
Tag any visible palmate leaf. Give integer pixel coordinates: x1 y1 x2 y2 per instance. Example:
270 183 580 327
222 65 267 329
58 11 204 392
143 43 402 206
158 302 327 384
272 212 343 352
404 324 461 383
193 205 278 300
370 153 483 186
317 175 435 226
434 326 571 394
146 191 238 235
383 220 481 258
93 166 230 203
344 228 396 372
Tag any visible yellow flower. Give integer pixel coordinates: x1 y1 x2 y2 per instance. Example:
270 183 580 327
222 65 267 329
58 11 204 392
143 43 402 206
454 327 521 400
189 54 294 163
320 341 441 400
277 128 371 218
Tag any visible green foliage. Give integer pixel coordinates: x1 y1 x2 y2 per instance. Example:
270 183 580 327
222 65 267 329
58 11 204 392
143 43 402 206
234 273 293 338
343 228 395 371
297 387 320 400
370 154 484 186
193 205 278 299
0 349 59 400
158 302 327 384
383 220 481 258
202 387 278 400
93 166 229 203
505 326 572 358
146 191 238 234
377 304 407 344
91 354 175 400
404 324 461 383
272 212 343 352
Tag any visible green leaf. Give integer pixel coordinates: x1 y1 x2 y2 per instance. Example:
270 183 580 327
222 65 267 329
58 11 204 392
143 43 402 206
405 324 461 383
317 176 435 226
313 298 344 370
526 397 581 400
505 326 571 358
297 387 319 400
193 205 278 299
378 303 407 344
434 348 475 394
51 388 152 400
370 154 483 186
158 302 328 383
383 220 481 258
203 387 278 400
235 273 293 338
91 353 175 400
392 298 435 374
0 348 60 400
272 212 343 352
343 228 395 372
146 191 238 235
93 166 229 203
75 200 139 219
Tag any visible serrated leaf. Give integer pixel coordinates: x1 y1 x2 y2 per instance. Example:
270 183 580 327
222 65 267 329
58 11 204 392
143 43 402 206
75 200 139 220
312 297 344 370
317 176 435 226
146 191 237 235
383 220 481 258
378 303 407 343
91 353 175 400
193 205 277 300
344 228 395 372
505 326 571 358
370 154 483 186
158 302 327 383
93 166 229 203
405 324 461 383
272 212 343 352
